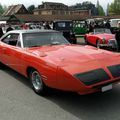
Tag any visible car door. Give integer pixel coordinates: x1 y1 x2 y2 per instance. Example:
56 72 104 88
87 33 97 46
87 32 94 44
0 33 22 70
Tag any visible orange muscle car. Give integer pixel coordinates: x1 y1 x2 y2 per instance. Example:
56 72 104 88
0 29 120 95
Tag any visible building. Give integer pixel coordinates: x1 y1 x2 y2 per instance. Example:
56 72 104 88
34 2 69 15
69 9 91 16
2 4 29 16
34 2 91 16
1 2 92 24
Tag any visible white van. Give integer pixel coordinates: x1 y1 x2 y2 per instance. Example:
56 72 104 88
109 19 120 28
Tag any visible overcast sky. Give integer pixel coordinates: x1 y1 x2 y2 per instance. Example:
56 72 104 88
1 0 113 10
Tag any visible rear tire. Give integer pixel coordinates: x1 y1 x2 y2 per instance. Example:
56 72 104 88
96 40 101 48
29 69 47 95
0 62 5 69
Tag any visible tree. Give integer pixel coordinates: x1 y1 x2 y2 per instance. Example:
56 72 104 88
0 4 6 15
98 5 105 16
109 0 120 15
96 0 105 16
27 5 35 14
70 1 98 15
106 3 109 16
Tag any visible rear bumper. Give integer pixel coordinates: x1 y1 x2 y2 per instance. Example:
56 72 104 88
99 43 117 48
78 78 120 95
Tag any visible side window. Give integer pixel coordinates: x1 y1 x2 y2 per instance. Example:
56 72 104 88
1 34 11 44
1 33 20 46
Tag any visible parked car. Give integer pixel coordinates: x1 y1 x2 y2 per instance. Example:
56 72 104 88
73 20 88 35
84 28 117 49
53 20 77 44
109 19 120 33
0 29 120 95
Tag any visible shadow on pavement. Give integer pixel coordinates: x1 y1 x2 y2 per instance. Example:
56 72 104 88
45 87 120 120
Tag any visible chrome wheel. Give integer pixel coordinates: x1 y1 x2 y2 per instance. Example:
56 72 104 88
29 69 46 95
0 62 5 68
31 71 43 91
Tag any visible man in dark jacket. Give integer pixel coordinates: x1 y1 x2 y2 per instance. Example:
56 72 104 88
0 26 3 38
115 22 120 52
105 20 111 29
6 24 13 32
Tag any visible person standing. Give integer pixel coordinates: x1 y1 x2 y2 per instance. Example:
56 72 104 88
115 22 120 52
89 22 95 32
6 24 13 32
0 26 3 38
105 20 111 29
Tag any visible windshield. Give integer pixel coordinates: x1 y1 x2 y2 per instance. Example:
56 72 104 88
94 28 111 34
22 32 70 47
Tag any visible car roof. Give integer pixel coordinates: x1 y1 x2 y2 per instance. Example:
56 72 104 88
7 29 59 34
109 19 120 21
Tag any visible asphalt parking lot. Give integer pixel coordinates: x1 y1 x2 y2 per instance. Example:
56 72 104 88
0 65 120 120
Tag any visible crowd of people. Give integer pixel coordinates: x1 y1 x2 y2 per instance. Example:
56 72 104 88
0 22 53 38
0 24 14 37
88 20 111 32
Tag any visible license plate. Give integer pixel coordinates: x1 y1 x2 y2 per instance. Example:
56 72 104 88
101 84 112 92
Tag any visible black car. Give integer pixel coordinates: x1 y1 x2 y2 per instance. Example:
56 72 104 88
53 20 77 44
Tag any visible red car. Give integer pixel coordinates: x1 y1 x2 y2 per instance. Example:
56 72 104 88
84 28 117 49
0 29 120 95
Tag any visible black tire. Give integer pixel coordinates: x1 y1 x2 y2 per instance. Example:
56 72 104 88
0 62 5 69
29 69 47 95
96 40 101 48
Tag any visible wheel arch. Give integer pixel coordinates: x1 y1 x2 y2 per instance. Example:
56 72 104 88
26 66 46 85
26 66 37 78
26 66 48 95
